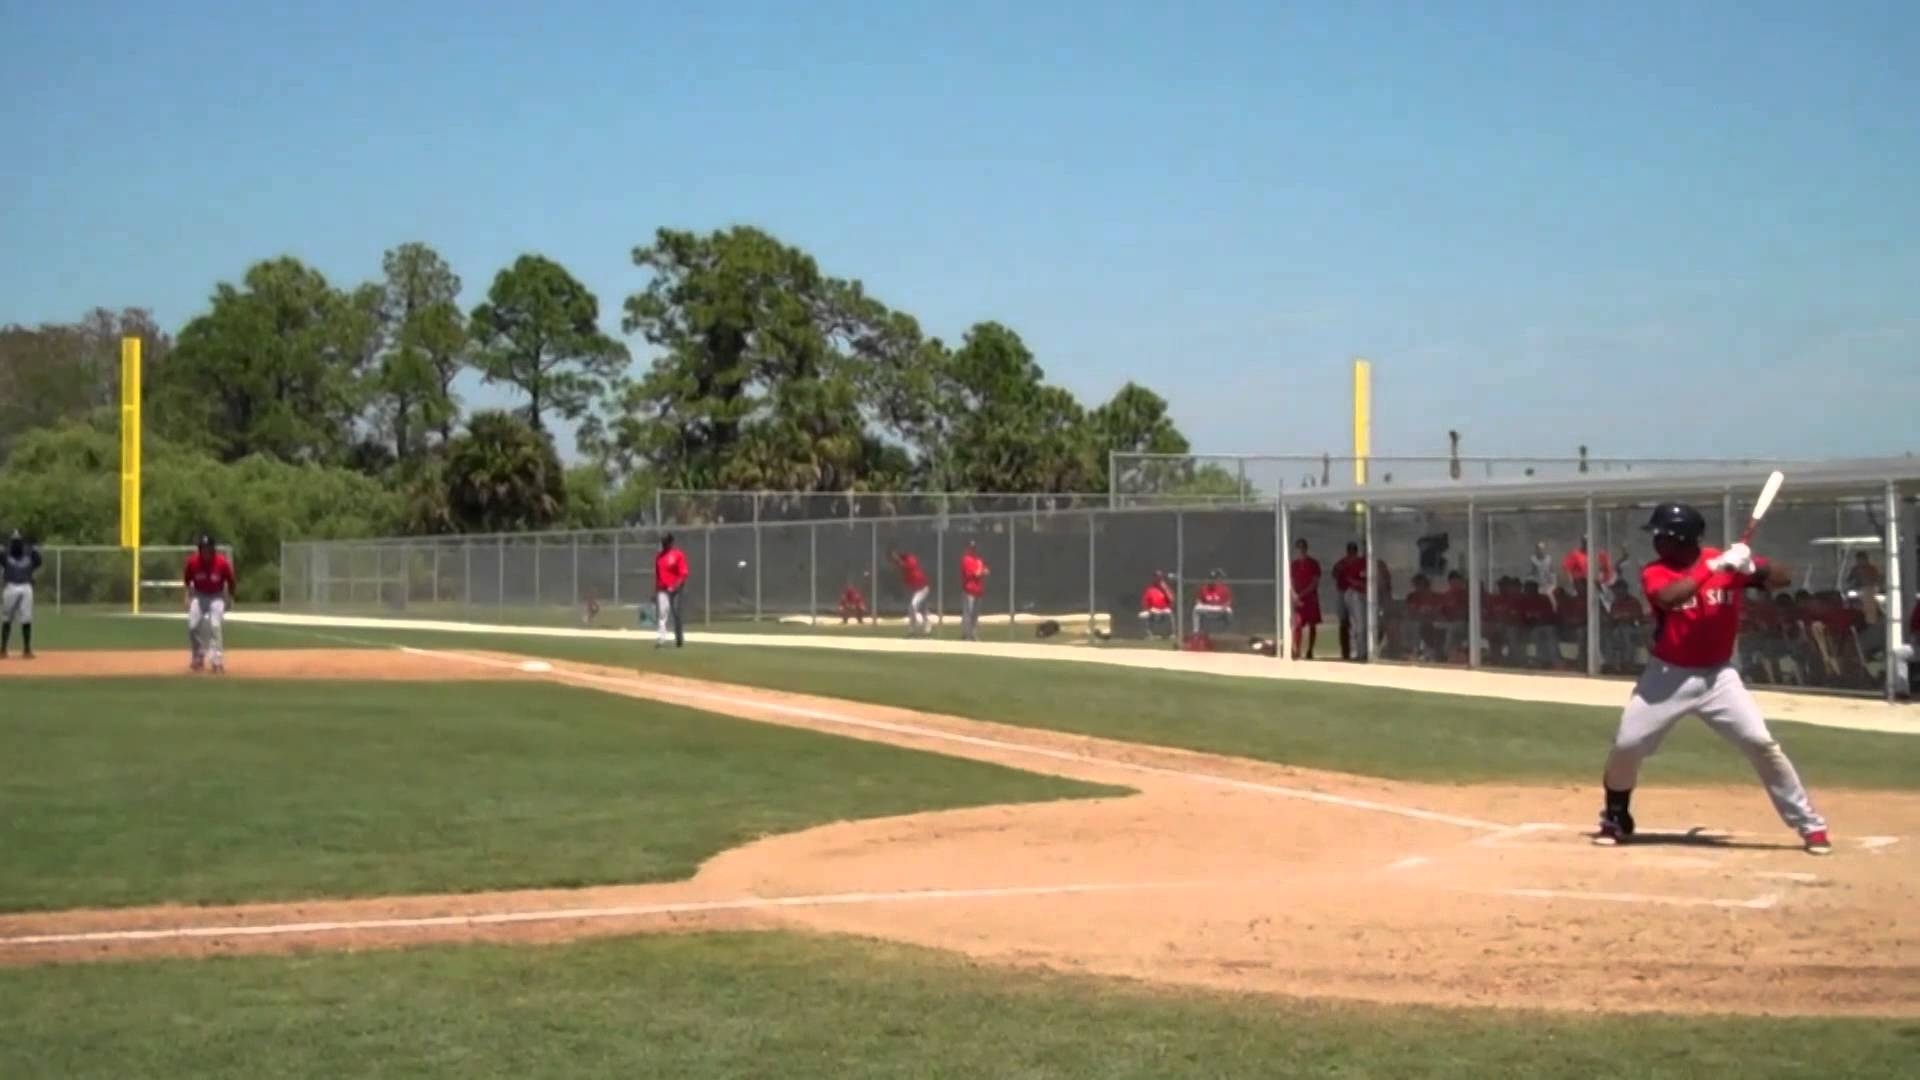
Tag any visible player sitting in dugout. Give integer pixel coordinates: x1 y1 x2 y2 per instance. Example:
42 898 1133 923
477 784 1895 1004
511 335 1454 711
1192 570 1233 632
1488 577 1560 668
1396 574 1443 659
1553 577 1591 669
1140 572 1175 638
1601 578 1646 673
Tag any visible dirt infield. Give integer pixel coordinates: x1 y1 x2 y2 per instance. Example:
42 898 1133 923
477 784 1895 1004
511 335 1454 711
4 647 1917 1017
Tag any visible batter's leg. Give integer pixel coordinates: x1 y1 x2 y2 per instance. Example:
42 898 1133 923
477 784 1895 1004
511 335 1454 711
1598 660 1704 842
1696 667 1828 842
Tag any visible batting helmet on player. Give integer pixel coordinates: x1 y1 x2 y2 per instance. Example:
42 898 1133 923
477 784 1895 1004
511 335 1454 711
1641 503 1707 542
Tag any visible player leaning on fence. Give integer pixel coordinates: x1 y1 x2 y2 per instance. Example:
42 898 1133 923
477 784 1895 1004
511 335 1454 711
2 530 42 659
654 534 689 649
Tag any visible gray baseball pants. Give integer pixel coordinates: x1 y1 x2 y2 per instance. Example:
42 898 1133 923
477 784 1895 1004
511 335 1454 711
1604 659 1826 835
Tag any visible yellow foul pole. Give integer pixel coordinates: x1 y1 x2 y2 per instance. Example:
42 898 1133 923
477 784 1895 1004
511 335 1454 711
1351 357 1371 491
120 338 142 613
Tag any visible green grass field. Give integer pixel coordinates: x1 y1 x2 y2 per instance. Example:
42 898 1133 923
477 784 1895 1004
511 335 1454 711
4 932 1915 1079
0 677 1116 911
9 614 1919 1076
233 621 1920 791
10 611 336 652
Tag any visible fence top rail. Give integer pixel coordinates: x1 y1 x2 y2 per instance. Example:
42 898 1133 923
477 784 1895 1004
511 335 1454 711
1115 452 1790 465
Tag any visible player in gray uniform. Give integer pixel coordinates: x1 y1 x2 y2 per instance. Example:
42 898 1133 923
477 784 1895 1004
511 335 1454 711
2 530 42 659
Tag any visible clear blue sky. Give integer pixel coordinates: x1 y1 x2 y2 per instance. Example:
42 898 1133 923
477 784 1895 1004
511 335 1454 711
4 0 1916 463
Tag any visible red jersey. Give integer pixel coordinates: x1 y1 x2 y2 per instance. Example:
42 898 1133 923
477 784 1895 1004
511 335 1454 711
1141 583 1173 612
1607 595 1644 624
654 547 688 591
184 551 235 596
1331 555 1367 592
1515 593 1556 626
1642 548 1762 667
1439 584 1468 620
897 554 928 591
1290 556 1322 596
1404 589 1442 619
1197 582 1232 606
960 553 987 597
1562 549 1613 584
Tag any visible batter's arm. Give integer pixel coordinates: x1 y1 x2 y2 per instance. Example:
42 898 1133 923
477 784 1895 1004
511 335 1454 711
1747 560 1790 592
1647 563 1713 610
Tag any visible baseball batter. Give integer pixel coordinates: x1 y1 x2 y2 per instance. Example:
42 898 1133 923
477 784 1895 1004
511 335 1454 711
890 548 931 637
2 530 42 660
1595 502 1830 854
654 534 689 649
183 534 237 674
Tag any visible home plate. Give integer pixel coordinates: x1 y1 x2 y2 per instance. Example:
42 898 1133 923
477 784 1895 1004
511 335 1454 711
519 661 554 673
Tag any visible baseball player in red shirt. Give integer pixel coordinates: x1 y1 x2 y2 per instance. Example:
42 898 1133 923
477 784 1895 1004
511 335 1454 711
1139 572 1174 639
1595 502 1829 854
1331 542 1368 660
183 533 236 673
890 548 931 637
1290 540 1323 659
959 541 989 642
1192 570 1233 633
653 534 690 648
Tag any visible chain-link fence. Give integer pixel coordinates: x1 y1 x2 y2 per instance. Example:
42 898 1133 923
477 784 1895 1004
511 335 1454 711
283 462 1920 701
9 546 233 613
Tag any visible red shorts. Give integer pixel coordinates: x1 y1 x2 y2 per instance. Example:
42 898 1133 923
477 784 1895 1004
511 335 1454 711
1293 601 1322 625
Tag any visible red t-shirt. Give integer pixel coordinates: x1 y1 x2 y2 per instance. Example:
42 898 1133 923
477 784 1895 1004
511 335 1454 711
1332 555 1367 592
1197 582 1232 606
1563 549 1613 584
654 548 689 591
1141 583 1172 612
1438 585 1467 620
960 553 987 597
1404 590 1441 619
1290 557 1322 603
1515 593 1556 626
1608 595 1644 624
897 554 928 591
840 586 866 607
1643 548 1762 667
184 552 235 596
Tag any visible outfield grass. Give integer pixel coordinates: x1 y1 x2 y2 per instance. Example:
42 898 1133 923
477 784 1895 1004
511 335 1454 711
3 932 1914 1079
279 625 1920 790
0 679 1118 912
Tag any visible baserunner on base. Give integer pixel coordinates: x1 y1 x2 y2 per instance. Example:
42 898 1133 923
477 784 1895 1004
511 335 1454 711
184 533 237 674
1594 502 1830 855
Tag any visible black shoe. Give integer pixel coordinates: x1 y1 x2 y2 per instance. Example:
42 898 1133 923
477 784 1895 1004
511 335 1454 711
1593 807 1635 847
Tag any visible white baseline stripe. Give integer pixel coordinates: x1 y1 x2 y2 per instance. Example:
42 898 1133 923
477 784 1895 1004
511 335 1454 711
402 645 1506 832
1 881 1213 948
1492 888 1781 910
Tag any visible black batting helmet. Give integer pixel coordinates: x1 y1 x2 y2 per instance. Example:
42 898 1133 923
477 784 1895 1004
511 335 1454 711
197 532 215 551
1641 503 1706 542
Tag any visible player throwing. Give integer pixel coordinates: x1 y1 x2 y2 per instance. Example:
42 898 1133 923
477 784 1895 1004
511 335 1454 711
1594 503 1830 854
654 533 689 649
184 534 236 674
889 548 931 637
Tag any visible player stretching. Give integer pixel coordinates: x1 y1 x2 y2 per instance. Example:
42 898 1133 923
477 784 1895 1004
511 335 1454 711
654 534 689 649
2 530 42 659
184 534 236 674
889 548 932 637
1595 503 1830 854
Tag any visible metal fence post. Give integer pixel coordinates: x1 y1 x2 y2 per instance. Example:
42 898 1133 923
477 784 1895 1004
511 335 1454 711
1278 499 1291 663
1007 520 1016 634
497 536 505 611
753 499 762 622
1466 499 1481 668
464 540 472 612
571 534 580 610
1087 511 1097 629
533 537 543 608
1886 480 1904 704
1585 495 1600 677
869 522 879 618
432 543 441 607
1363 501 1377 661
1174 509 1185 641
936 526 946 632
55 549 63 614
809 524 818 626
703 527 713 626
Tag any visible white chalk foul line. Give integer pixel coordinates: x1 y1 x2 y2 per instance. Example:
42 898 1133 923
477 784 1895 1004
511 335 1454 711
1490 888 1781 910
0 880 1215 949
400 646 1507 833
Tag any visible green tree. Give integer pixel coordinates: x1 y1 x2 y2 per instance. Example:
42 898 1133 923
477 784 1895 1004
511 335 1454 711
374 242 468 457
152 258 376 464
619 226 906 491
1088 382 1194 494
469 255 627 440
442 410 567 533
0 308 168 463
940 322 1098 492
